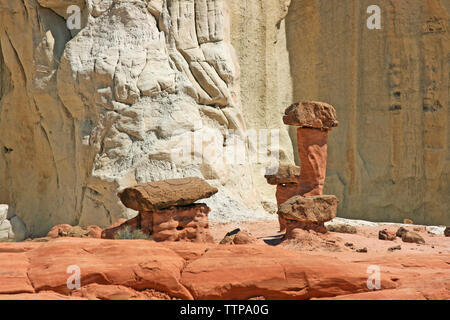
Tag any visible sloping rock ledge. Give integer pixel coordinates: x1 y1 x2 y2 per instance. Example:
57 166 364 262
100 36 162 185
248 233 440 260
0 238 448 300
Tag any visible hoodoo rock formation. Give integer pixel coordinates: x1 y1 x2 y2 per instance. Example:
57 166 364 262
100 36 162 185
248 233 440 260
283 101 338 196
102 178 217 243
270 101 339 236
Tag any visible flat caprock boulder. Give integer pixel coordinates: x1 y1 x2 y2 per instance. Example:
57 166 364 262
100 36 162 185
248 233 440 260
283 101 338 130
278 195 338 223
118 177 218 211
264 165 301 185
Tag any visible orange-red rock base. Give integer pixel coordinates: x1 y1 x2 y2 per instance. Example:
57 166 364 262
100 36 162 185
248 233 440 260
0 238 448 300
102 204 213 243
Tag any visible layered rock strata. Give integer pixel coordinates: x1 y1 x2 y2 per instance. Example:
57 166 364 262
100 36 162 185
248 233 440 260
102 178 216 243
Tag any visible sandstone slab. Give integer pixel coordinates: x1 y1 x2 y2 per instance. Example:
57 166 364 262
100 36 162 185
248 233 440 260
26 238 193 299
283 101 338 130
118 178 218 212
180 244 392 300
264 165 301 185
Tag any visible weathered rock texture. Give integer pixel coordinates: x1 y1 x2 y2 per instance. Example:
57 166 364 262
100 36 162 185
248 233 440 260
283 101 338 130
0 0 266 236
283 101 338 197
1 0 449 229
227 0 295 203
296 128 329 196
118 177 218 211
279 195 338 223
0 238 448 300
279 195 338 235
278 196 339 239
47 224 102 239
285 0 450 225
152 204 213 242
103 178 214 242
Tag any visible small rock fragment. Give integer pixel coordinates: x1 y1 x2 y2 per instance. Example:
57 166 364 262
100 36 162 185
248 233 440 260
403 219 414 224
356 247 368 253
396 226 408 238
344 242 354 247
388 245 402 252
278 195 338 223
402 231 425 244
379 229 396 241
444 227 450 237
220 228 241 245
233 231 258 245
327 224 357 234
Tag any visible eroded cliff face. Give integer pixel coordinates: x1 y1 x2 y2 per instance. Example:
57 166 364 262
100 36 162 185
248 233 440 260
227 0 295 204
285 0 449 225
0 0 448 236
0 0 269 236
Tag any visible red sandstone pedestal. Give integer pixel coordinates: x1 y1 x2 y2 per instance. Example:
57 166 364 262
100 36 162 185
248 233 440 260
297 127 329 196
102 178 217 243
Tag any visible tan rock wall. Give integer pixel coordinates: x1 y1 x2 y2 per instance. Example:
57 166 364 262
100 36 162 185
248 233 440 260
0 0 448 231
284 0 449 224
0 0 268 236
228 0 295 201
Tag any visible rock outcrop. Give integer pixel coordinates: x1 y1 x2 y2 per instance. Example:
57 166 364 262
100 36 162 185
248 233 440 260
401 231 425 244
0 0 268 237
272 101 339 236
1 0 448 235
279 195 338 235
102 178 216 242
118 177 218 211
47 224 102 239
283 101 338 130
0 238 448 300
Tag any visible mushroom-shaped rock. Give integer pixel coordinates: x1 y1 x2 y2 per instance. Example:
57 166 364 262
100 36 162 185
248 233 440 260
278 195 338 236
282 101 338 196
103 178 217 242
283 101 338 130
118 177 218 211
